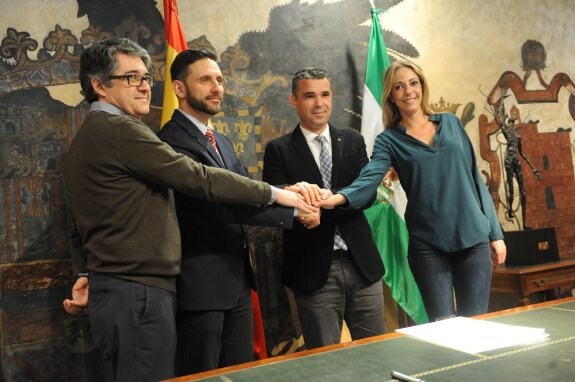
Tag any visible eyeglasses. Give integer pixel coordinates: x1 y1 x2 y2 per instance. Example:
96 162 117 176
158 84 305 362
109 73 154 87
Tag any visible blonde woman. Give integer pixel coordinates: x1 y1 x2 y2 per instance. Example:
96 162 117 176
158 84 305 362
319 61 506 321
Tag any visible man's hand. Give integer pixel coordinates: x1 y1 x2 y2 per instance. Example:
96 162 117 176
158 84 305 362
317 193 347 209
63 276 89 315
490 239 507 266
297 209 321 229
285 182 323 205
275 188 318 215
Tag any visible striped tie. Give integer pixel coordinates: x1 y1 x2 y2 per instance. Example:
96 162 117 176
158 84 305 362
315 135 348 251
205 128 218 152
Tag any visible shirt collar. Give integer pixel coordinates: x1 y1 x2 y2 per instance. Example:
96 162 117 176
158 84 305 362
178 109 210 135
90 101 125 116
300 124 331 145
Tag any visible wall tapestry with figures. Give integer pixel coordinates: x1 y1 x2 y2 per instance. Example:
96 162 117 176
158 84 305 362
1 0 575 380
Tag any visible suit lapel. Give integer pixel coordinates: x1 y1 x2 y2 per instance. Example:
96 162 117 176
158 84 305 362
173 110 224 167
329 125 344 187
215 132 236 170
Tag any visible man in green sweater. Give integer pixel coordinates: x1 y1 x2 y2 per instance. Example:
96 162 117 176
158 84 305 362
62 37 313 382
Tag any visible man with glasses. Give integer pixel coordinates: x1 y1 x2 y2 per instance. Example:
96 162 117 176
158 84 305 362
63 38 313 382
108 72 154 87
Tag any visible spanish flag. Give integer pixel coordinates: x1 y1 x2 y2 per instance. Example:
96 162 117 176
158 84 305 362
251 290 268 360
161 0 188 128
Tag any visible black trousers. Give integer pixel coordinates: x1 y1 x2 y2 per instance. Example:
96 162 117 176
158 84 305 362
89 274 177 382
176 278 253 375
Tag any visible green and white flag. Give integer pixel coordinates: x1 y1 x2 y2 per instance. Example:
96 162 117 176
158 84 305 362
362 8 428 324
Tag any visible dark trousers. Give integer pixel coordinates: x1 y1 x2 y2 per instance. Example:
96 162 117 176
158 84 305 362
88 274 177 382
176 279 253 375
408 239 492 322
293 253 386 350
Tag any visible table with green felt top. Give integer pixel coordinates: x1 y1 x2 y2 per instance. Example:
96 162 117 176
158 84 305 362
166 297 575 382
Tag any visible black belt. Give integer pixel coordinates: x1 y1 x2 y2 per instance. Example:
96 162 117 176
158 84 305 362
333 248 348 260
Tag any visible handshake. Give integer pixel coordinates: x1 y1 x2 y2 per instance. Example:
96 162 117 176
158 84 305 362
275 181 342 230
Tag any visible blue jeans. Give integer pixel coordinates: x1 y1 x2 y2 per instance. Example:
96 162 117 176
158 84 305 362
408 239 492 322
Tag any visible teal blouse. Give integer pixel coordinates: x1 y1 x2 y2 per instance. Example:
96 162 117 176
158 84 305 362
340 113 503 252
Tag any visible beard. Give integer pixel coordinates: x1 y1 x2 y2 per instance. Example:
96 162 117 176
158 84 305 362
184 91 221 116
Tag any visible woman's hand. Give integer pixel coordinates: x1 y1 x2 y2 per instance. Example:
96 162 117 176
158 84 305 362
490 239 507 265
317 193 347 209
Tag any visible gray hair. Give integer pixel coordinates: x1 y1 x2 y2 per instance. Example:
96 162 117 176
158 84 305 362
79 37 152 103
291 67 329 95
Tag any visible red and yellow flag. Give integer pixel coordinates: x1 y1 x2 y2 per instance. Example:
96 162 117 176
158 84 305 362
161 0 188 128
251 290 268 360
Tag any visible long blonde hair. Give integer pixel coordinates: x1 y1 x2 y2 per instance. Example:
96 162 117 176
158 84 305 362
382 61 432 129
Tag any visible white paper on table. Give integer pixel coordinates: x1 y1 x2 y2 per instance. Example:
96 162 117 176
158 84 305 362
396 316 549 354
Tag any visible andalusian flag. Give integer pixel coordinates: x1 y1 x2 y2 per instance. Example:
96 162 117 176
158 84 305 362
361 8 428 325
161 0 188 128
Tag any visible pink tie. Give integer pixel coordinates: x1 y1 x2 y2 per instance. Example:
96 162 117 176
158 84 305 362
205 128 218 152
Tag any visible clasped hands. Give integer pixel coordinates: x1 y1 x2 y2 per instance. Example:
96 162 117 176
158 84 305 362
279 181 344 229
63 183 344 315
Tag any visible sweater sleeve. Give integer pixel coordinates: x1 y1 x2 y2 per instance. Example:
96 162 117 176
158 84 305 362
117 116 272 206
